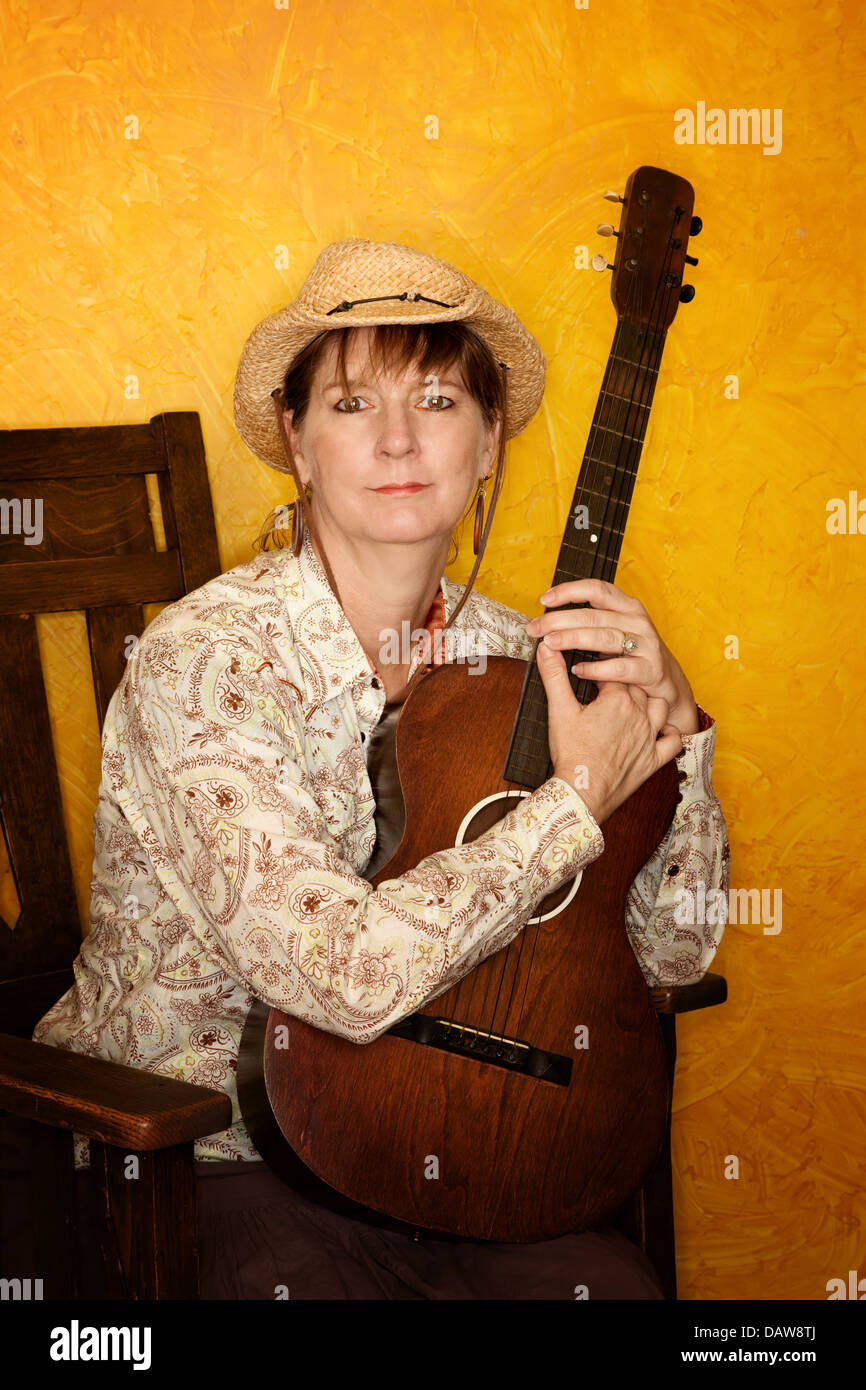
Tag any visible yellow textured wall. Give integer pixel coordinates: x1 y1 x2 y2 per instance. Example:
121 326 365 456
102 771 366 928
2 0 863 1301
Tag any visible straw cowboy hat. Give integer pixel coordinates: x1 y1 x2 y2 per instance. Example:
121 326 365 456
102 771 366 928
232 236 548 473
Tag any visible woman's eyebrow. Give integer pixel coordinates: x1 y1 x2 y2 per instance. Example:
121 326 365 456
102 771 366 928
321 376 466 392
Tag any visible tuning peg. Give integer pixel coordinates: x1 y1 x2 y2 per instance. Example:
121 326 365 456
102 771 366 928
679 285 696 303
596 222 618 237
592 253 613 272
603 190 623 203
684 253 699 266
690 215 703 236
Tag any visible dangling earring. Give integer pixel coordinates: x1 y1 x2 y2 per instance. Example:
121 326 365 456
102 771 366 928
291 482 312 556
473 471 494 555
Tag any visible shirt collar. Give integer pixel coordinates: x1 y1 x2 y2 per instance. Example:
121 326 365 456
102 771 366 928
267 528 461 713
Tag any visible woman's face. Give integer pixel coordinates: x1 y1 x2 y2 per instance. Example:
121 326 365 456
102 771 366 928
284 328 501 549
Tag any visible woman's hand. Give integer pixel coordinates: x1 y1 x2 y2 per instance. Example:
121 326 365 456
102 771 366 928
534 643 683 824
525 578 699 736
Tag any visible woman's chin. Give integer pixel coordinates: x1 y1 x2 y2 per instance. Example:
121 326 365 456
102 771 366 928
345 517 458 547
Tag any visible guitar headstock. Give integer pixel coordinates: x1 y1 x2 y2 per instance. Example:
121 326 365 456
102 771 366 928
594 166 700 328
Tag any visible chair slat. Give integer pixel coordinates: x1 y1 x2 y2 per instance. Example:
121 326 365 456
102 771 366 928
0 550 183 614
0 470 155 564
0 423 166 478
28 1120 78 1298
0 614 80 976
87 603 145 731
91 1140 200 1299
156 412 222 593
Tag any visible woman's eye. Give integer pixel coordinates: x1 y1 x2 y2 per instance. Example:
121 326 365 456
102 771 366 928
334 394 454 413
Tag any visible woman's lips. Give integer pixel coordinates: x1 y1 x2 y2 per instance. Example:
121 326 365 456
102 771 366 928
373 484 429 494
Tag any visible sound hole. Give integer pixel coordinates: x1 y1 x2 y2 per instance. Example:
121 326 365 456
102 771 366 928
455 791 577 918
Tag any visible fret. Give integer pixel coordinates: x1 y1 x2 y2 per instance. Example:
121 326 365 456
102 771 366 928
514 722 547 745
558 525 625 542
590 423 645 445
609 353 658 374
569 483 634 503
560 527 625 546
508 745 542 767
508 757 545 776
561 494 631 511
508 738 542 755
599 391 650 409
567 494 633 517
583 453 639 473
510 733 548 754
513 700 547 721
578 530 623 548
570 487 618 503
507 740 544 757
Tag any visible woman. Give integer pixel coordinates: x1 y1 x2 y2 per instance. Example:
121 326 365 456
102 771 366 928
33 237 729 1299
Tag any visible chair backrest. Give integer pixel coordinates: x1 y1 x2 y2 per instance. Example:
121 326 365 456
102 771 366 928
0 412 222 1032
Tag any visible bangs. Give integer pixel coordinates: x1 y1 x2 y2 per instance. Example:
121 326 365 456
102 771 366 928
334 322 472 393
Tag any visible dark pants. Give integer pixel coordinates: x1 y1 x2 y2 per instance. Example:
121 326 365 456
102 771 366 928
1 1117 664 1300
193 1158 664 1300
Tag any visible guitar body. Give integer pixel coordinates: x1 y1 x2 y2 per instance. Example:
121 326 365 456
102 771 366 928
238 656 679 1242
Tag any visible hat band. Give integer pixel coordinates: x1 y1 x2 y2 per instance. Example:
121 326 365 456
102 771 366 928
326 291 458 315
321 295 512 372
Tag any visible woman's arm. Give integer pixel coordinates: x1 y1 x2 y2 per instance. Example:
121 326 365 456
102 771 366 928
624 707 730 986
520 580 730 987
128 639 605 1044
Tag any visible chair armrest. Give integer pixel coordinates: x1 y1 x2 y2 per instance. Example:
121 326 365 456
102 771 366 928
0 1033 232 1149
650 971 727 1015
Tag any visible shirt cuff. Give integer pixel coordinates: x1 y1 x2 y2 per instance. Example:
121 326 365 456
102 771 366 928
676 704 718 807
511 776 605 901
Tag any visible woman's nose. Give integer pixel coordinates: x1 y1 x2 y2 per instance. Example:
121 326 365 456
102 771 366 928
376 401 417 453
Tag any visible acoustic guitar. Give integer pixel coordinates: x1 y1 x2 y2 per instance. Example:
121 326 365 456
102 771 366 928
238 166 702 1242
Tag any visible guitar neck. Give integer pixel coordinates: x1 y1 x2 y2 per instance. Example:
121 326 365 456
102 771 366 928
503 316 668 791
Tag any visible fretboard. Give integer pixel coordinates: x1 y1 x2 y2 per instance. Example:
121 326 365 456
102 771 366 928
503 318 667 790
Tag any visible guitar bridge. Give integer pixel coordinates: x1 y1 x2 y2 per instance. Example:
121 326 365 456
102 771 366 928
386 1013 572 1086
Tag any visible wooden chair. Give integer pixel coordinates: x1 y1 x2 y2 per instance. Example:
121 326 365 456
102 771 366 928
0 412 231 1297
0 412 726 1297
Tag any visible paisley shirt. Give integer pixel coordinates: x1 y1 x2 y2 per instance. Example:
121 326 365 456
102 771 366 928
33 529 729 1164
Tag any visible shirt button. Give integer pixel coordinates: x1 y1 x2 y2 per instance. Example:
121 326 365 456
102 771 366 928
371 677 381 689
667 864 680 877
360 731 366 742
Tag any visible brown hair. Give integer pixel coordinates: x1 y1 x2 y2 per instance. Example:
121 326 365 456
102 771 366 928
252 321 508 559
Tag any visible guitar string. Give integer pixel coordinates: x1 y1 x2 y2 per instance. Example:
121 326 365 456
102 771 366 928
451 205 684 1055
438 236 664 1044
428 356 518 1035
439 216 670 1047
505 216 683 1049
